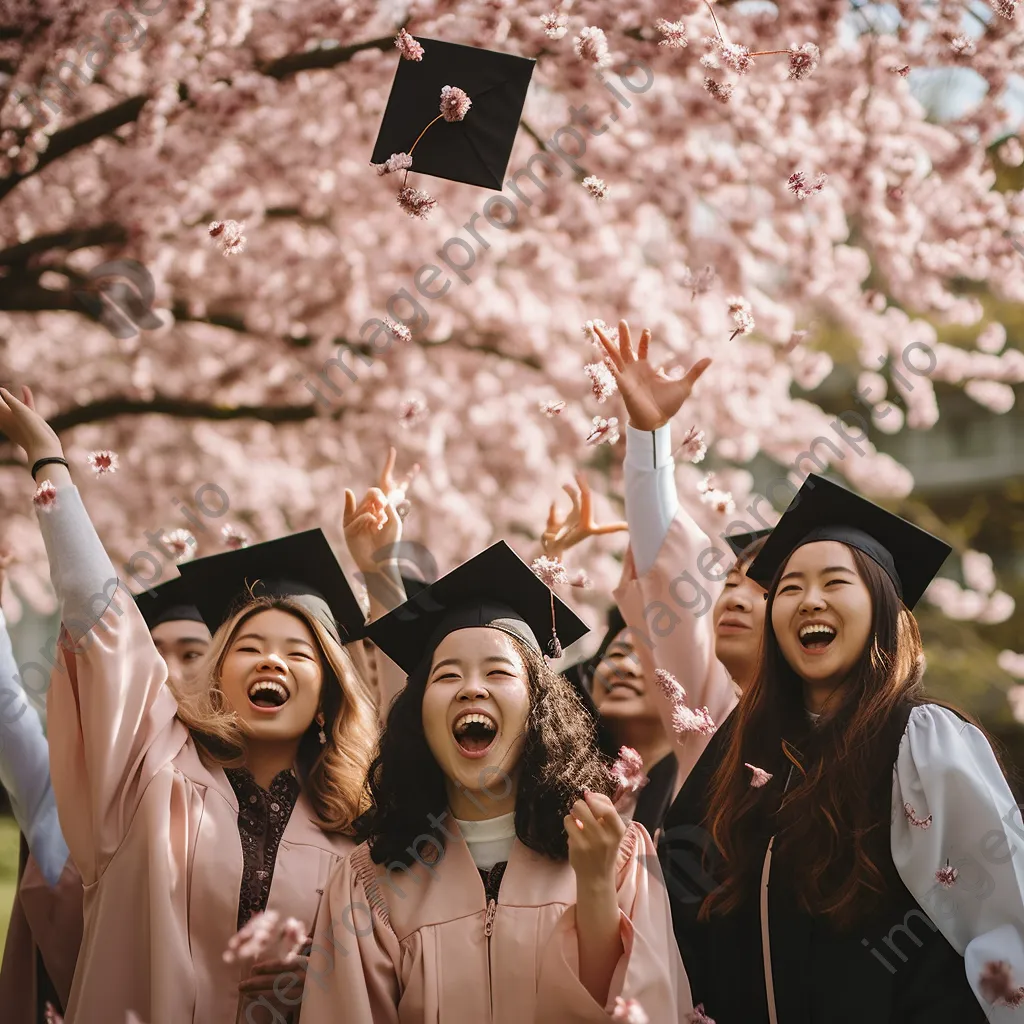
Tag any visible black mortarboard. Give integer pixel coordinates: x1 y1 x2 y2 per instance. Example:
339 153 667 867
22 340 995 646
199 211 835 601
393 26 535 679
134 576 206 632
371 37 536 190
364 541 590 676
724 528 773 559
746 474 951 610
177 529 367 642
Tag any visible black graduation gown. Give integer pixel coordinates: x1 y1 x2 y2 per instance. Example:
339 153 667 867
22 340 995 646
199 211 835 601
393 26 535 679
633 751 677 836
658 703 984 1024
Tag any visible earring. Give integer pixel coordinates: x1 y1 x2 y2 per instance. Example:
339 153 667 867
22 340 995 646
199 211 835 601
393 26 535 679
316 711 326 746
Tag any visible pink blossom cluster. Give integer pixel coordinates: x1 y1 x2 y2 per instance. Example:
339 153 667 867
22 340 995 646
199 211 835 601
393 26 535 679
0 0 1020 651
925 550 1014 624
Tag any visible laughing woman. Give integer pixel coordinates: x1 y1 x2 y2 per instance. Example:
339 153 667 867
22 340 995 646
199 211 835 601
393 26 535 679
299 542 692 1023
675 472 1024 1024
0 386 379 1024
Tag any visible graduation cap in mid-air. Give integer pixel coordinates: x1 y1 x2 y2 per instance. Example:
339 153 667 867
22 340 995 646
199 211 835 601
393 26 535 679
365 540 590 677
371 36 536 203
134 575 206 632
177 529 367 642
746 474 951 610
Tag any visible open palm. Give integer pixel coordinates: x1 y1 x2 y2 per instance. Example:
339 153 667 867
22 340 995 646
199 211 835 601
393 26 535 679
594 320 711 432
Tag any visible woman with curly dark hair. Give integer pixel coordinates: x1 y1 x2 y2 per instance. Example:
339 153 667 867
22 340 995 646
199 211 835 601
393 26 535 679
669 473 1024 1024
299 541 693 1023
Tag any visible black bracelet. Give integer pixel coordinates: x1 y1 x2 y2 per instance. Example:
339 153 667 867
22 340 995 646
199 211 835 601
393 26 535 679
31 456 69 481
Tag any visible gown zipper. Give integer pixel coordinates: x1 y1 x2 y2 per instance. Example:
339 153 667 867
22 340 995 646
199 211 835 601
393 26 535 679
484 899 497 1018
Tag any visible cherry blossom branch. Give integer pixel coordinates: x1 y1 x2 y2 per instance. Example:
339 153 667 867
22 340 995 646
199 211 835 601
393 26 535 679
0 95 148 202
1 35 397 202
0 224 128 265
258 35 397 79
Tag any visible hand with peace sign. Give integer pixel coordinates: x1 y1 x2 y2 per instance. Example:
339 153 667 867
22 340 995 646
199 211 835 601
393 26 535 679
593 319 711 433
541 471 627 560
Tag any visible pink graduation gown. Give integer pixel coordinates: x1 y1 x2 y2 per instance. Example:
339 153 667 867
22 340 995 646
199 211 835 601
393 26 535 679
45 592 354 1024
298 819 692 1022
0 848 84 1024
613 514 741 799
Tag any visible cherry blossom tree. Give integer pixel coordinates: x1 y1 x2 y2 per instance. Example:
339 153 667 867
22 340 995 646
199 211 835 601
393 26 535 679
0 0 1021 664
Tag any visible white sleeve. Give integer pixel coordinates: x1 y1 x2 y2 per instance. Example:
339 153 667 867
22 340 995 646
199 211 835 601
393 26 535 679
35 484 121 642
624 424 679 577
0 610 70 885
892 704 1024 1020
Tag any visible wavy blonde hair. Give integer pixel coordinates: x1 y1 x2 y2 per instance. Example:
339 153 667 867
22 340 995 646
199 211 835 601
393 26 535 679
175 596 378 834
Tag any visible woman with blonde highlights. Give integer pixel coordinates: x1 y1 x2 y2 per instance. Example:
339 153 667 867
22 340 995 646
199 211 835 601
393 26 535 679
0 385 382 1024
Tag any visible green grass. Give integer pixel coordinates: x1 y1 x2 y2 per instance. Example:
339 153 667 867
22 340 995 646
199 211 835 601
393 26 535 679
0 815 21 944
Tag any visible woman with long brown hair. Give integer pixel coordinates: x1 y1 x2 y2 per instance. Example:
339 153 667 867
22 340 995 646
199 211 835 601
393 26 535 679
670 472 1024 1023
0 385 383 1024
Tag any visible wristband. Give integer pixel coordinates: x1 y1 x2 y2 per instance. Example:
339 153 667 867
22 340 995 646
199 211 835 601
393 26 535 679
31 456 69 481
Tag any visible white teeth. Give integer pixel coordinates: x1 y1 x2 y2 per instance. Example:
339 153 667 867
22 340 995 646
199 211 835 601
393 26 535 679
799 624 837 640
453 712 497 736
248 680 288 703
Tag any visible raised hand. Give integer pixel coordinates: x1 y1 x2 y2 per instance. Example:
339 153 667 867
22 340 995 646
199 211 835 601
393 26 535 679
565 790 627 887
541 472 626 560
594 320 711 432
0 386 63 464
377 445 420 517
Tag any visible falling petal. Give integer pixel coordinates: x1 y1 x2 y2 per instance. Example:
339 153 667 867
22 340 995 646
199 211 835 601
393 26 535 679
586 416 620 446
221 524 249 549
87 449 119 475
162 529 197 564
585 361 617 401
656 19 688 49
903 802 932 829
611 746 649 795
383 317 412 343
398 397 428 428
397 186 437 220
703 78 733 103
677 426 707 463
539 399 567 417
540 12 569 39
32 480 58 511
574 26 611 67
568 569 593 588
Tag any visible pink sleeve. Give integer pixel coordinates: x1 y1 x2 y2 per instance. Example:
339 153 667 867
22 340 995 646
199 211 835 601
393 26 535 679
613 512 738 794
45 590 186 884
300 845 402 1023
536 823 693 1022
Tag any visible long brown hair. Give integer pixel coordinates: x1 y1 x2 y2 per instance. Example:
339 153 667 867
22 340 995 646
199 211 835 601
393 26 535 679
175 596 378 834
363 633 614 866
702 546 931 929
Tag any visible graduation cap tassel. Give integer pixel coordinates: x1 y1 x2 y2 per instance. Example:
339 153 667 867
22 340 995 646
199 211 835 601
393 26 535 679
546 589 563 659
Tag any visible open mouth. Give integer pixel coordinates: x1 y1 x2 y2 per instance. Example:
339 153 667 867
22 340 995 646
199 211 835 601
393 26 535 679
452 711 498 757
247 679 290 711
604 678 641 695
798 623 837 651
